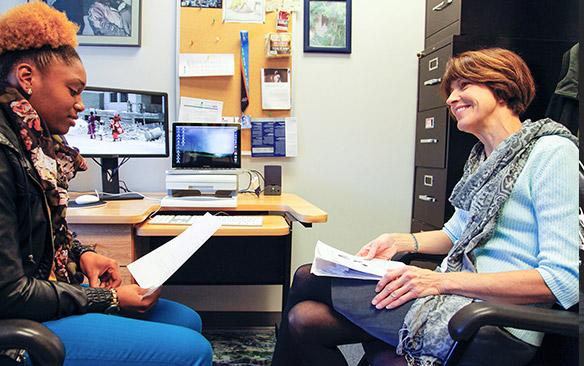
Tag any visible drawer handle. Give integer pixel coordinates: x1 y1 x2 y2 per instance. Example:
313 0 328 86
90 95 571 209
418 195 437 203
420 138 438 144
432 0 453 11
424 78 442 86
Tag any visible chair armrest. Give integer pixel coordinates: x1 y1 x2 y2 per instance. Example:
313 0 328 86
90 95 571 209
394 252 445 264
0 319 65 365
448 302 578 342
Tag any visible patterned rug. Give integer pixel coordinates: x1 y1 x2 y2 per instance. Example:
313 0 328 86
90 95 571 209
203 327 276 366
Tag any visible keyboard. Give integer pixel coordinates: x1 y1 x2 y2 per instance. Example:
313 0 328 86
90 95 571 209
149 214 264 226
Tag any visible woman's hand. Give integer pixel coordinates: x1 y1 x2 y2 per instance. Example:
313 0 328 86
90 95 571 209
116 284 160 313
371 266 443 309
356 233 412 260
79 251 122 289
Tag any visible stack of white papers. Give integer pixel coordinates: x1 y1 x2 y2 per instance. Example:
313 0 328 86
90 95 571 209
311 240 405 280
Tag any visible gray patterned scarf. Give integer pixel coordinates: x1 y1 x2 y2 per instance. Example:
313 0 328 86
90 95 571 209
396 118 578 365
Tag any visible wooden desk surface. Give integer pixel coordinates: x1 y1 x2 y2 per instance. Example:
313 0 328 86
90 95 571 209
67 193 328 225
136 215 290 237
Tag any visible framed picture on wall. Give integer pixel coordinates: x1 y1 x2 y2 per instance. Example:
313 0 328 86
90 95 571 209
39 0 142 46
303 0 351 54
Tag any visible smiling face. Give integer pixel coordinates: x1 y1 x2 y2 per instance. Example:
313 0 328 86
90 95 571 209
446 79 502 135
27 58 87 135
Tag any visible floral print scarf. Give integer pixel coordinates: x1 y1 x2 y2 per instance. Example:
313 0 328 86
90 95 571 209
0 87 87 283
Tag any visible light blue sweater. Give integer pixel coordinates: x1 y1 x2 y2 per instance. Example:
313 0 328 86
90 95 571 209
441 135 579 346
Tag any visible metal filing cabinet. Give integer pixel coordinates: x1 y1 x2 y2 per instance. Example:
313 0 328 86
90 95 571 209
411 0 578 232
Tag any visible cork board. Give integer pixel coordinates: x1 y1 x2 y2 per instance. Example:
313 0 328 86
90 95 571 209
179 7 292 152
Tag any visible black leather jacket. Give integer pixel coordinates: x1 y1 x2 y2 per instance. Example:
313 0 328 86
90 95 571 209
0 110 113 321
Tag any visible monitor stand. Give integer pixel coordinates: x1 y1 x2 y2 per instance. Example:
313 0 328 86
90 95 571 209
99 157 144 200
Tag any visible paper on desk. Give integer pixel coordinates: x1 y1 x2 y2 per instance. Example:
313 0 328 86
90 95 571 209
179 53 234 77
179 97 223 122
127 213 222 290
311 240 405 280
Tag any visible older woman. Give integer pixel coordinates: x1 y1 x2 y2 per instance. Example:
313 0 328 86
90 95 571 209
0 3 211 365
271 48 578 366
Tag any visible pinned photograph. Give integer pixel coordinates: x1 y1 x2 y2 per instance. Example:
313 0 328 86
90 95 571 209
261 68 291 110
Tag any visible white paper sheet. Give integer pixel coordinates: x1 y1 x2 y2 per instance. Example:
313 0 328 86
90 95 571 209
178 97 223 122
223 0 266 23
311 241 405 280
261 68 291 110
284 117 297 157
127 213 222 290
179 53 235 77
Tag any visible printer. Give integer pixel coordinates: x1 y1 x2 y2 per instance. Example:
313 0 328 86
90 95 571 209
161 172 238 208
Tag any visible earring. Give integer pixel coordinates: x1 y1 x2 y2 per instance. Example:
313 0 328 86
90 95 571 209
27 88 32 95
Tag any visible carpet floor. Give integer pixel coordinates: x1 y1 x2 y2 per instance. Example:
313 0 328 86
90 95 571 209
203 327 276 366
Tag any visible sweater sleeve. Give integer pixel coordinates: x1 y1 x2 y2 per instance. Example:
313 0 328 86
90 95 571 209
530 136 579 309
442 208 470 244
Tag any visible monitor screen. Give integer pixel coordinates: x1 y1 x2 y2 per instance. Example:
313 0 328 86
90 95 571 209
65 87 169 157
172 122 241 169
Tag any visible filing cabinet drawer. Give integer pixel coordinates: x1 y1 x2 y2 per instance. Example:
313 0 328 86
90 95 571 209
415 107 448 168
426 21 459 49
418 42 451 111
425 0 577 46
411 219 439 233
413 167 447 228
425 0 460 39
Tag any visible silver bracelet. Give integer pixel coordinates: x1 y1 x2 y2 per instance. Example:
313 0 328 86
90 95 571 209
411 233 419 253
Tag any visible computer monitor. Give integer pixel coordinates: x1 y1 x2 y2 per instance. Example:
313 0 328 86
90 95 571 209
172 122 241 169
65 86 169 196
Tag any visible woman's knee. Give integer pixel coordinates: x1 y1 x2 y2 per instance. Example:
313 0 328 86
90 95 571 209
187 333 213 366
172 330 213 366
292 263 313 287
144 298 203 332
288 300 328 341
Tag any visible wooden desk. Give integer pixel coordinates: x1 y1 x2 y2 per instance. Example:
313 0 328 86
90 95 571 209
67 193 327 308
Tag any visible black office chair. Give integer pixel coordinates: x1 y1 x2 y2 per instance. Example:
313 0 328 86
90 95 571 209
0 319 64 365
356 166 584 366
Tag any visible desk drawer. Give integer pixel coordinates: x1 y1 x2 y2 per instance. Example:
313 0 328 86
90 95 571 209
147 235 290 285
415 107 448 168
425 0 460 39
412 167 447 227
418 42 451 111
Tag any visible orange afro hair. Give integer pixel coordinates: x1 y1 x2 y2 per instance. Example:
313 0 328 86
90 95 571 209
0 1 79 55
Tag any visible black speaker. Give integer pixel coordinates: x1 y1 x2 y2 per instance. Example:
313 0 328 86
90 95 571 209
264 165 282 195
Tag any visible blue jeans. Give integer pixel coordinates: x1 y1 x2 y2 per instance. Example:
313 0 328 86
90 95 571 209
40 298 212 366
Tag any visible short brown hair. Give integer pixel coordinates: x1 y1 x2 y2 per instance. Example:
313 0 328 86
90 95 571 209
440 48 535 115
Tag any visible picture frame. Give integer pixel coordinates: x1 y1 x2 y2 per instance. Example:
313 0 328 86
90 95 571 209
303 0 351 54
40 0 142 47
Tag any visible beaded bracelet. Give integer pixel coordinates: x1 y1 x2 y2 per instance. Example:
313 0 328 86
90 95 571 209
411 233 419 253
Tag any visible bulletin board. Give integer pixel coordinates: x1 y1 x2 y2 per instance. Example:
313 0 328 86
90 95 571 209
178 7 292 152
